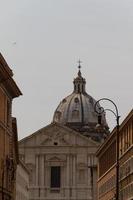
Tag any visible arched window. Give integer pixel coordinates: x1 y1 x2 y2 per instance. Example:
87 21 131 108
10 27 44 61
74 97 79 103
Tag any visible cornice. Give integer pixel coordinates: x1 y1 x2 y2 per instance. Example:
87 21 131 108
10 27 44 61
0 53 13 76
119 109 133 131
0 53 22 98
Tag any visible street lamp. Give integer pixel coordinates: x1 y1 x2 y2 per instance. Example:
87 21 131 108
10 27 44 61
94 98 120 200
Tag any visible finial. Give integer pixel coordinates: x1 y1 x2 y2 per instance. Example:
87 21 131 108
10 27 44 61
78 59 82 69
77 59 82 77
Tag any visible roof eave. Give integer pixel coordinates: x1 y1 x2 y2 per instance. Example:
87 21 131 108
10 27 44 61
0 53 22 98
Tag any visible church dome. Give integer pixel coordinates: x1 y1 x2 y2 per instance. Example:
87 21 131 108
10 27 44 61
53 64 108 136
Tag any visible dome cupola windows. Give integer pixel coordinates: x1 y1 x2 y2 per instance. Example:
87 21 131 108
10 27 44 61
73 62 86 94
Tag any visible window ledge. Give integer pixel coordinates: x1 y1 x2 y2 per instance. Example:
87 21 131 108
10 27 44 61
50 188 60 193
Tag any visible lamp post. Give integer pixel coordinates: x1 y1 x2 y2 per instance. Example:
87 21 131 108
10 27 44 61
94 98 120 200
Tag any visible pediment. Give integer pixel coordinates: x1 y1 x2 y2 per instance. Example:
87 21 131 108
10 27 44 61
45 155 66 166
19 123 99 148
46 156 65 162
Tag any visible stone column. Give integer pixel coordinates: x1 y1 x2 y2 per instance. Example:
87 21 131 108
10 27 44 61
40 155 44 186
66 155 70 197
88 166 91 187
40 155 44 197
45 159 49 197
72 154 76 198
88 155 93 199
43 155 47 197
36 155 39 186
73 155 76 186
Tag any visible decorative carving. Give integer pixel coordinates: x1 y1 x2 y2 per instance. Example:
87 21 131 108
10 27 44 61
40 130 70 146
46 156 66 166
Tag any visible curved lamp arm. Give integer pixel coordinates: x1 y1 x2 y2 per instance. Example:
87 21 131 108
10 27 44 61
94 98 120 126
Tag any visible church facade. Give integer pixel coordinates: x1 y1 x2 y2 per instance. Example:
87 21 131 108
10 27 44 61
19 66 108 200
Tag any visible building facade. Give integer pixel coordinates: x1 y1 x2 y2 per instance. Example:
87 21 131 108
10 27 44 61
97 129 116 200
0 53 22 200
119 109 133 200
19 66 108 200
16 160 29 200
97 109 133 200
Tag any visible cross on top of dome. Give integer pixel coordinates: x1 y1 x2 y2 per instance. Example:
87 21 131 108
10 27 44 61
72 60 86 93
77 60 82 77
78 59 82 69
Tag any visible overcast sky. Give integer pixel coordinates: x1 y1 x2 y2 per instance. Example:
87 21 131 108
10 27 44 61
0 0 133 139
